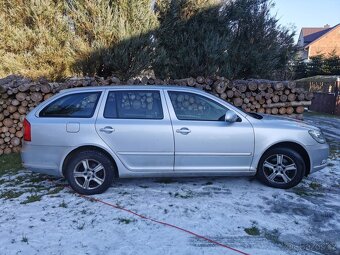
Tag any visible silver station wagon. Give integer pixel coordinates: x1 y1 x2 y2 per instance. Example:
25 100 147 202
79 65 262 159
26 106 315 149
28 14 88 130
21 86 329 194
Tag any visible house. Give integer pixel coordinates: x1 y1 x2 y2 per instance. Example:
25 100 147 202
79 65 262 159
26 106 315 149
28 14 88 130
297 23 340 60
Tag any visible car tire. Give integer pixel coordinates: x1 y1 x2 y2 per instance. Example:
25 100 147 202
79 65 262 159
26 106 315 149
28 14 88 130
256 147 306 189
65 150 115 195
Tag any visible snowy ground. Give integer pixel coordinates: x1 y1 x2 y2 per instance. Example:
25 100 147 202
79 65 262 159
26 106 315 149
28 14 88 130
0 113 339 255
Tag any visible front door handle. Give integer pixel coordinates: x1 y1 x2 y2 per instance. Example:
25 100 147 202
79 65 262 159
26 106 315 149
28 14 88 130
176 127 191 135
99 126 115 134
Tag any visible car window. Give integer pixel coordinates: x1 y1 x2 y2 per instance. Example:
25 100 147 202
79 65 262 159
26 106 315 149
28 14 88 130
39 92 101 118
168 91 228 121
104 91 163 119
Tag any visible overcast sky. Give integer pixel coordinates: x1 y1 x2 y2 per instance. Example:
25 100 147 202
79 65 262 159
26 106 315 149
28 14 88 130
271 0 340 41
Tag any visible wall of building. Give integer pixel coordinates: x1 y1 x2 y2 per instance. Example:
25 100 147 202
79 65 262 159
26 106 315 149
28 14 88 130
308 25 340 58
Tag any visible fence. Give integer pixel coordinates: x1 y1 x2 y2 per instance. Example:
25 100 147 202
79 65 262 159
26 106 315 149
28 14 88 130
296 76 340 115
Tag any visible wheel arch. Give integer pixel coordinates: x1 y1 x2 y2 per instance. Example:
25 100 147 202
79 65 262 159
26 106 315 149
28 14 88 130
62 145 119 178
257 141 311 176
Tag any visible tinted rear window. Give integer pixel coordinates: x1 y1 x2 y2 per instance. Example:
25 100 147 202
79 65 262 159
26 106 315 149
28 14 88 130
104 91 163 119
40 92 101 118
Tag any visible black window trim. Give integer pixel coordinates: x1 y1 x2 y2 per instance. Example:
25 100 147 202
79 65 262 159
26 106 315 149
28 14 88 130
103 90 164 120
167 90 230 122
39 91 102 118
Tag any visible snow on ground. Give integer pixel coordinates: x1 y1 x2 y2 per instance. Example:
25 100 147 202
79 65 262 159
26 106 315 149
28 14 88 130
0 114 339 255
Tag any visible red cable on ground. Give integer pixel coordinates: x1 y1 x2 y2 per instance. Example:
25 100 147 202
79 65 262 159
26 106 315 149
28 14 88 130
79 193 250 255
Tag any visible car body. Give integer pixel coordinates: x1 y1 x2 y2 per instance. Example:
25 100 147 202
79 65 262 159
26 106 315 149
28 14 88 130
21 85 329 194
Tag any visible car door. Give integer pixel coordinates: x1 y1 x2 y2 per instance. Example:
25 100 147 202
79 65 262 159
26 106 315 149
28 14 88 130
95 89 174 172
165 90 254 172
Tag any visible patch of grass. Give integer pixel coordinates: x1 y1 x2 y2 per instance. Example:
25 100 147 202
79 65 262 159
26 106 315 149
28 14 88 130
292 187 310 196
176 193 192 199
244 226 260 236
155 178 176 184
21 235 28 243
13 175 27 185
21 194 42 204
59 200 68 208
170 191 193 199
116 218 136 224
0 190 24 199
0 153 22 176
263 229 283 246
309 182 322 190
21 184 47 191
28 175 48 183
47 186 64 195
118 191 130 195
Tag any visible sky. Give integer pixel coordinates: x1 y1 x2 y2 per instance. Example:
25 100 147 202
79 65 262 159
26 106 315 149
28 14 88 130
271 0 340 41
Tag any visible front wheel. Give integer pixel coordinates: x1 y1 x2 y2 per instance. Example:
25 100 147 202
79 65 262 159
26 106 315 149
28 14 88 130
65 150 115 195
256 147 306 189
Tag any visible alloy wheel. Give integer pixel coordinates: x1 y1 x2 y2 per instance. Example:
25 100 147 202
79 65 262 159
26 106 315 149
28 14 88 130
73 159 106 190
262 154 297 184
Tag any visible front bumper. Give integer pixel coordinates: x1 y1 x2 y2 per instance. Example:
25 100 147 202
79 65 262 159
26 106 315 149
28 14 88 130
306 143 329 174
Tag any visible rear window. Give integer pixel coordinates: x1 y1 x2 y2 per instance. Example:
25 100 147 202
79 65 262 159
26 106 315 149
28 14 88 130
39 92 101 118
104 90 163 119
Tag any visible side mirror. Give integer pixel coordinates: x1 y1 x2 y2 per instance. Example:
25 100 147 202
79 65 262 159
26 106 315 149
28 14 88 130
224 110 239 123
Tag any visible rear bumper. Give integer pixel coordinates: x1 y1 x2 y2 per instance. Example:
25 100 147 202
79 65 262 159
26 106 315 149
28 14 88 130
23 163 62 176
306 143 329 174
21 142 71 177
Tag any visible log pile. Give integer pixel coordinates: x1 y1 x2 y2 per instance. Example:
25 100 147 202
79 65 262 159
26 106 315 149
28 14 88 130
0 75 313 155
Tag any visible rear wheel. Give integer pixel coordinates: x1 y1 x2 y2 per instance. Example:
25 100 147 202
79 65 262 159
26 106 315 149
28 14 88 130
65 150 115 195
256 147 305 189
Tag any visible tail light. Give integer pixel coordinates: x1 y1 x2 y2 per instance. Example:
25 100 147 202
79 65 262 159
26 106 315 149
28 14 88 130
23 118 31 141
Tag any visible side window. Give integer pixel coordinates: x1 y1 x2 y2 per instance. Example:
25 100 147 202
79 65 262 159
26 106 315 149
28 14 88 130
39 92 101 118
104 90 163 119
168 91 227 121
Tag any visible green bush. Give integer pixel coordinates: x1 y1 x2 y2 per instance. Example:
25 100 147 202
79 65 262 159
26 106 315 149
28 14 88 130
294 51 340 79
0 0 296 81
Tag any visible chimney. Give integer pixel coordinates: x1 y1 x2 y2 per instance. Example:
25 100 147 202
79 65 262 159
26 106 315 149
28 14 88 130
324 24 330 28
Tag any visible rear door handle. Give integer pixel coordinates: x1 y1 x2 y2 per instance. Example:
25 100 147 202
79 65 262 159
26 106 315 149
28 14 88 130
99 126 115 134
176 127 191 135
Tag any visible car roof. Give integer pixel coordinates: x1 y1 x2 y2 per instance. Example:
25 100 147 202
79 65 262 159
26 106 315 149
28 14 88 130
60 85 204 93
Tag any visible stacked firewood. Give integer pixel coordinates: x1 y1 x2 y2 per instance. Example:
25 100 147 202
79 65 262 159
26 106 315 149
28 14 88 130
125 77 313 117
0 75 313 155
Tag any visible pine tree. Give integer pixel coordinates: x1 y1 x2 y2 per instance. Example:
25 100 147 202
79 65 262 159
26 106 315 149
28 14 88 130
153 0 297 80
294 59 307 79
154 0 232 79
307 55 325 77
324 50 340 75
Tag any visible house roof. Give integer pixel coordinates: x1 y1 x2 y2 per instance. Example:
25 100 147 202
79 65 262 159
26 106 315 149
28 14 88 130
303 27 332 44
304 24 340 49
